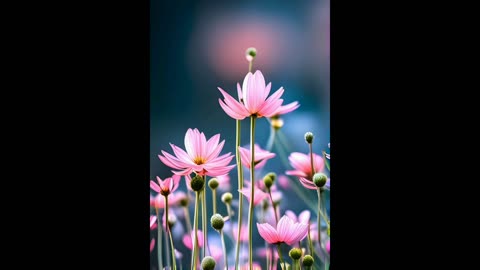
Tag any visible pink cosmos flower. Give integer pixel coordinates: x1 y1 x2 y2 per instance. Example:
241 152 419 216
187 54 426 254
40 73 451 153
182 230 204 250
285 210 311 224
150 215 157 230
150 192 185 209
218 70 294 119
216 174 231 191
238 144 276 169
150 238 155 252
286 152 325 190
159 128 235 177
150 175 181 196
239 181 269 206
256 215 308 245
232 223 249 242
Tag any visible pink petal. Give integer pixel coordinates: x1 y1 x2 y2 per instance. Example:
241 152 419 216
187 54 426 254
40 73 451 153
150 180 160 192
219 99 248 120
299 210 311 224
298 177 317 190
150 238 155 252
205 139 225 161
263 82 272 101
257 222 279 244
241 72 253 110
184 128 196 158
218 87 250 118
276 215 294 242
237 83 243 101
274 101 300 115
170 144 195 165
258 98 284 118
150 215 157 228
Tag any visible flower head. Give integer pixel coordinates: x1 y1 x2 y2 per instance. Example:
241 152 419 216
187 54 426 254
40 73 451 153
150 175 181 196
286 152 325 190
218 70 294 119
239 181 269 206
239 144 276 169
159 128 235 177
256 215 308 245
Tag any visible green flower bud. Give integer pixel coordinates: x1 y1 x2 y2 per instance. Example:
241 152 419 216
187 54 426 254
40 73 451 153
289 247 302 260
302 255 314 267
180 197 189 207
263 175 273 189
210 213 224 231
221 192 232 204
266 172 277 182
208 178 219 190
190 175 205 192
313 173 327 188
201 256 216 270
305 132 314 144
246 47 257 60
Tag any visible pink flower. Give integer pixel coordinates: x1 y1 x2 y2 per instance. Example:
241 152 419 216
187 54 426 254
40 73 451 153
216 174 231 191
232 223 249 242
326 239 330 254
278 174 290 189
272 101 300 117
286 152 325 190
150 238 155 252
150 215 157 230
285 210 311 224
238 144 276 169
182 230 204 250
150 175 181 196
150 192 186 209
256 215 308 245
218 70 291 119
159 128 235 177
239 181 269 206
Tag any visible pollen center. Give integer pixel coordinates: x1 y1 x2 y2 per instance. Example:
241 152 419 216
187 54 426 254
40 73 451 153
193 157 206 165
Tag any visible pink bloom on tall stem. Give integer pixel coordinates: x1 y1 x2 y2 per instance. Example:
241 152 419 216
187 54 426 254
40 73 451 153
238 144 275 169
256 215 308 245
182 230 204 250
239 181 269 206
286 152 325 190
218 70 292 120
285 210 311 224
159 128 235 177
150 175 181 196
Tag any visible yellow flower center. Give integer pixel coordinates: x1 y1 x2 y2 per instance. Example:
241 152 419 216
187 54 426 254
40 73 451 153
193 156 206 165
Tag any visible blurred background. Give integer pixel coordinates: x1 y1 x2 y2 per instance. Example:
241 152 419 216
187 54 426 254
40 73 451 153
150 0 329 268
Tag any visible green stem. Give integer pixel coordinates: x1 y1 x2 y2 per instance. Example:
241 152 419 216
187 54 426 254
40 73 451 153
183 206 192 235
226 203 233 220
277 244 286 270
249 60 253 73
212 189 217 214
155 208 163 270
234 119 244 270
220 230 228 270
165 196 177 270
267 188 279 224
202 178 209 257
307 222 314 256
191 191 200 270
309 143 315 176
247 115 256 269
322 151 330 171
266 126 276 152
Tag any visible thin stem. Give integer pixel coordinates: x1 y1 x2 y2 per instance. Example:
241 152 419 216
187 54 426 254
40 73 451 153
247 115 256 269
234 118 244 270
220 230 228 270
248 60 253 73
183 206 192 235
276 244 286 270
226 203 233 220
202 178 209 257
267 188 279 224
309 143 315 176
307 222 314 256
165 196 177 270
155 208 163 270
212 189 217 214
266 126 276 152
191 191 200 270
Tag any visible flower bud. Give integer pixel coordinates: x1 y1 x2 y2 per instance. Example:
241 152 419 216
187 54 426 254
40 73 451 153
190 175 205 192
201 256 216 270
313 173 327 188
221 192 233 204
305 132 314 144
245 47 257 61
263 175 273 189
289 247 302 260
208 178 219 190
302 255 314 267
210 213 224 231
